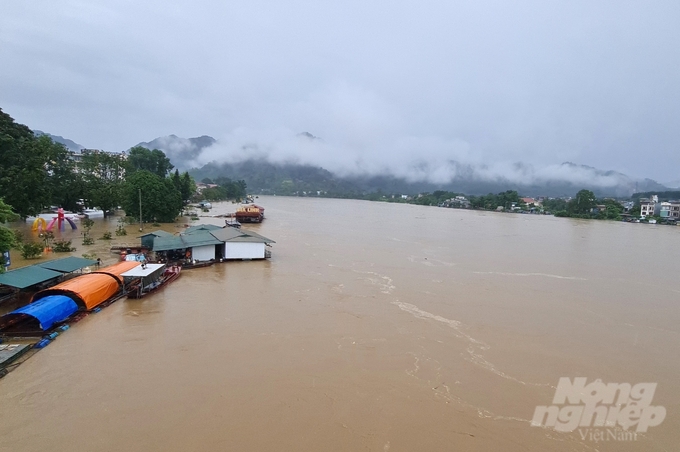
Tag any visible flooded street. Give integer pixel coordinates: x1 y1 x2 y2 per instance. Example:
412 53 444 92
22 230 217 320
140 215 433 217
1 196 679 451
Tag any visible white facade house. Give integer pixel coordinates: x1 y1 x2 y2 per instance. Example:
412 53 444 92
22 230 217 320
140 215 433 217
640 195 660 218
152 224 274 262
192 244 216 261
224 242 266 259
659 201 680 220
211 227 273 260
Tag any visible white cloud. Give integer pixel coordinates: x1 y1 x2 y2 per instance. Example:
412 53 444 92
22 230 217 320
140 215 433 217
1 0 679 180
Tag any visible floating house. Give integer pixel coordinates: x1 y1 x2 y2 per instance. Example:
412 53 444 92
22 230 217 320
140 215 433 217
235 204 265 223
152 224 275 262
0 256 97 298
139 230 174 250
0 260 140 334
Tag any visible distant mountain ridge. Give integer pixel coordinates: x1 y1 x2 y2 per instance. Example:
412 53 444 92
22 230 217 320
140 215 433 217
132 134 216 170
188 158 670 198
28 130 673 198
134 133 671 198
33 130 84 152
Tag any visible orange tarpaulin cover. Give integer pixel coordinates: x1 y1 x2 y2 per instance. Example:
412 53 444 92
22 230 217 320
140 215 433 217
31 274 120 310
30 261 141 311
94 261 141 283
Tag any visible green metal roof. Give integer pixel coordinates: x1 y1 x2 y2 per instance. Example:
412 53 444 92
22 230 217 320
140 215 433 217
209 227 244 242
228 235 275 243
184 224 223 235
181 231 223 247
0 266 63 289
139 230 174 238
237 230 275 243
152 226 275 251
211 228 275 243
38 256 97 273
153 235 187 252
153 230 222 251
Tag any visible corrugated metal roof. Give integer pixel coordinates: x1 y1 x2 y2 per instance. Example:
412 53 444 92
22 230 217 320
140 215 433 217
210 227 275 243
153 235 187 251
236 230 275 243
228 235 274 243
184 224 223 235
209 227 245 242
139 230 173 238
152 226 275 250
38 256 97 273
0 266 63 289
181 231 223 247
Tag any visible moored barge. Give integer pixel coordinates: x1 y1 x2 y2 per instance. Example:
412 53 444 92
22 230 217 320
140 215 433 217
235 204 265 223
123 264 181 299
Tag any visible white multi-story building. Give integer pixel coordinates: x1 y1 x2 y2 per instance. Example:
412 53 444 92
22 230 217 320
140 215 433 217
659 201 680 220
69 149 127 180
640 195 659 218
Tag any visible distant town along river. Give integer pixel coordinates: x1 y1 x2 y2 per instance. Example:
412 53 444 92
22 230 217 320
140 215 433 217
0 196 678 451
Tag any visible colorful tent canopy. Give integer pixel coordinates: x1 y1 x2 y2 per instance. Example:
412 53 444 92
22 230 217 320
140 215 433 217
0 295 78 332
31 273 121 310
93 260 141 283
30 261 140 310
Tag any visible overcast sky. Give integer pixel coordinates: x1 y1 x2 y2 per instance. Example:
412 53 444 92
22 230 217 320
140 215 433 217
1 1 679 182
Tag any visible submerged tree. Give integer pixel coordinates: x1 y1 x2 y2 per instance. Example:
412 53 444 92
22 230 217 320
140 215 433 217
180 172 196 203
121 170 183 223
81 150 126 216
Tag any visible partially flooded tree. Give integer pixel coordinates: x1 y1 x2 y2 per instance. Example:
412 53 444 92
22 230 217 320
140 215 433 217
121 170 182 223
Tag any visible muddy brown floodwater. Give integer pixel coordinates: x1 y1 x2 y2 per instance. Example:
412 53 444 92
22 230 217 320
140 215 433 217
1 196 678 451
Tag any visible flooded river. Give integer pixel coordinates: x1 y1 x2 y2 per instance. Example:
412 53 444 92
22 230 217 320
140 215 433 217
1 196 678 451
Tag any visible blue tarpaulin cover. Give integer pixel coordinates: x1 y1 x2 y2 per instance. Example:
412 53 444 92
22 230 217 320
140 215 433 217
3 295 78 331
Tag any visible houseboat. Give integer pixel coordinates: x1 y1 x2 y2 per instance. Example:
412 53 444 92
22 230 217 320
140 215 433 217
235 204 265 223
122 263 181 299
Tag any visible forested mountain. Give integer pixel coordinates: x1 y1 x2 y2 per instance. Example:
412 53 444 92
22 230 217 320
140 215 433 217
136 133 671 198
133 135 216 170
0 108 200 223
33 130 84 152
190 159 671 198
15 122 672 200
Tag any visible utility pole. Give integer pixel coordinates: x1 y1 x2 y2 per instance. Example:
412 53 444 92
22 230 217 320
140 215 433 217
138 188 143 232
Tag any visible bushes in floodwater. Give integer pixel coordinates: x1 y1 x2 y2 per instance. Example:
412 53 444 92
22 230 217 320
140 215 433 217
53 240 76 252
20 242 44 259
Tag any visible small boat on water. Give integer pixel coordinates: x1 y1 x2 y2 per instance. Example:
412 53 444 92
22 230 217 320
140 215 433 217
225 219 242 228
181 260 214 270
122 264 181 299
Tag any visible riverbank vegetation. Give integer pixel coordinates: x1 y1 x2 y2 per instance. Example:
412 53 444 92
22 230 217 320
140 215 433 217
551 190 625 220
0 108 211 225
0 199 19 272
199 177 248 202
